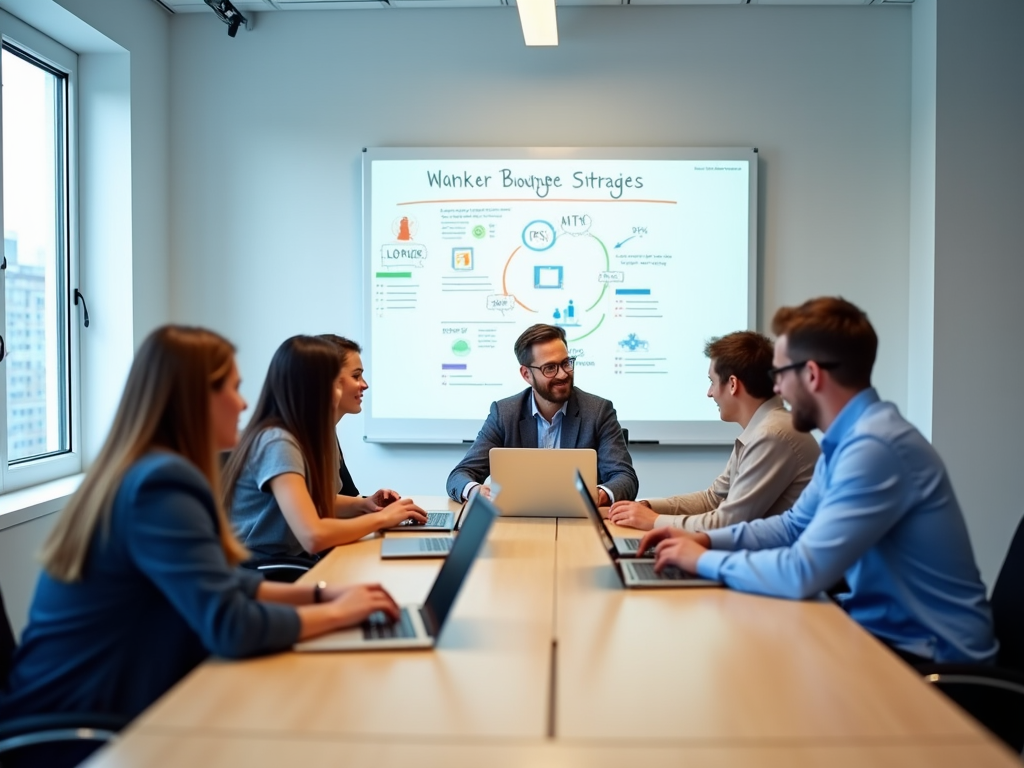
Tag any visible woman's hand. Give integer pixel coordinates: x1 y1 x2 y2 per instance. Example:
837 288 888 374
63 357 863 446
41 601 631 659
368 488 401 507
324 583 400 627
375 498 428 528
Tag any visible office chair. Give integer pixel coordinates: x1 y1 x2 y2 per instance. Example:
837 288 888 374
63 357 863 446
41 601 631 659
241 555 312 583
917 514 1024 754
0 584 128 767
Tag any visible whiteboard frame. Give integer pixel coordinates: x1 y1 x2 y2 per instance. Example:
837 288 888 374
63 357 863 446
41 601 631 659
362 146 758 445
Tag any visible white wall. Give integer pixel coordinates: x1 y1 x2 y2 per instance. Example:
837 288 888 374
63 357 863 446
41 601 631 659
929 0 1024 589
168 5 911 500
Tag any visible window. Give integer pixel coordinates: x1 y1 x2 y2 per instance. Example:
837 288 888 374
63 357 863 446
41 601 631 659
0 12 80 491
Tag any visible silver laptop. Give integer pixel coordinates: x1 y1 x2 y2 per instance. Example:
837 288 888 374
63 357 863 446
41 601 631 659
380 536 454 559
381 508 456 532
575 470 719 589
294 493 498 651
380 503 466 559
489 447 597 518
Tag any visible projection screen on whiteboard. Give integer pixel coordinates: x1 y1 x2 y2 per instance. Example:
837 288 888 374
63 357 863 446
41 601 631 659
362 147 758 445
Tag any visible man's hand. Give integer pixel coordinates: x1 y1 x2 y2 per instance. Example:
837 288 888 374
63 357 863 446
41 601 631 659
636 529 712 575
607 499 657 530
597 488 611 508
467 484 492 500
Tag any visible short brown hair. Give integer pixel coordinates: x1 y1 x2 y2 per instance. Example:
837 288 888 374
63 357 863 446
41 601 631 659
771 297 877 389
514 324 567 366
704 331 776 400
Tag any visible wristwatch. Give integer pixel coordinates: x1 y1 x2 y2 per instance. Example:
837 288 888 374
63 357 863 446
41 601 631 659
313 581 327 604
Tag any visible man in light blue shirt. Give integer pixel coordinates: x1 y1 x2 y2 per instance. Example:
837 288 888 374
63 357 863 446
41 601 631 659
639 297 996 664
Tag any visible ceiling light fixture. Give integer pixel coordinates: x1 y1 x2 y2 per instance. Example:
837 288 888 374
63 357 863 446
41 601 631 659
517 0 558 47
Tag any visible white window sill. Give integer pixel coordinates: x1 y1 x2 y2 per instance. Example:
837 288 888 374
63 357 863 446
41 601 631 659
0 473 84 532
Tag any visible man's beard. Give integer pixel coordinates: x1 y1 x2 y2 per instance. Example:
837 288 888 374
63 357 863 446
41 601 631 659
534 373 573 404
788 383 819 433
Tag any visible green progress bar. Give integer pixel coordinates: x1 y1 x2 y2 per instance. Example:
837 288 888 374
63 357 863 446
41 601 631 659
376 271 413 278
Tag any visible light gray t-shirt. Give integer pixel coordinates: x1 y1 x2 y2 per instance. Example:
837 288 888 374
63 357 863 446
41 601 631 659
230 426 339 562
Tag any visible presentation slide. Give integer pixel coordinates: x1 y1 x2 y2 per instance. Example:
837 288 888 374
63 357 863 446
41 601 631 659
362 147 757 444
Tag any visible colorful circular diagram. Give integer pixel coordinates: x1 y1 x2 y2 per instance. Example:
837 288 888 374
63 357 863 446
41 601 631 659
472 225 487 239
452 339 471 356
522 220 557 252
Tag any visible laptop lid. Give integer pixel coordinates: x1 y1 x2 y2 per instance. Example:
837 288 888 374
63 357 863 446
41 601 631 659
489 447 597 518
574 469 622 564
419 492 499 638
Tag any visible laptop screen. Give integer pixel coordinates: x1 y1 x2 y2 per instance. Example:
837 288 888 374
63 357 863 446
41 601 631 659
420 492 499 637
575 469 620 563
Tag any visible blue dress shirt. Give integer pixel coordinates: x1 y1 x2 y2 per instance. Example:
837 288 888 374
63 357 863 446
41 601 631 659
696 388 997 664
531 395 567 449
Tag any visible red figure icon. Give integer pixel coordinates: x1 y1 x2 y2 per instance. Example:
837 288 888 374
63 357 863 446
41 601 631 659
397 217 412 241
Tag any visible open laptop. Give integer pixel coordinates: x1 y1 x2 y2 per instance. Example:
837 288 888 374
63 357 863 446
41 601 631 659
380 505 457 532
489 447 597 518
294 493 498 651
575 470 719 589
380 503 467 559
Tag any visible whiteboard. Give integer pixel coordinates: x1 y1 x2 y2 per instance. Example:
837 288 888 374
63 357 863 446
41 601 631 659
362 147 757 445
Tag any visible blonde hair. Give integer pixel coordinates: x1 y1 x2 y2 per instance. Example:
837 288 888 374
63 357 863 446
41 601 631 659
41 326 249 582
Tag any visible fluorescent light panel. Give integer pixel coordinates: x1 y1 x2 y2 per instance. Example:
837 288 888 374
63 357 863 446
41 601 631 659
517 0 558 46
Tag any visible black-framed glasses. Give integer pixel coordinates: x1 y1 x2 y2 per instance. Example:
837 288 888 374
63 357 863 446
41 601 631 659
527 357 576 378
767 360 839 383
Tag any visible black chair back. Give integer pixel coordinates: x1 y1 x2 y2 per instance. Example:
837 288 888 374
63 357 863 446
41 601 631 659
991 515 1024 675
0 585 17 686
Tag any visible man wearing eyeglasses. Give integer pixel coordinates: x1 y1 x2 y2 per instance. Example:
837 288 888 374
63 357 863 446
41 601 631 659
446 323 638 505
637 297 996 665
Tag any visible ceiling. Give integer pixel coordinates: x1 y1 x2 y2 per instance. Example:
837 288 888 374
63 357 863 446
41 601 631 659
155 0 913 13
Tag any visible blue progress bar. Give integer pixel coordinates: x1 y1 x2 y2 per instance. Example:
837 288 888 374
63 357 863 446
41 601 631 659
615 289 651 295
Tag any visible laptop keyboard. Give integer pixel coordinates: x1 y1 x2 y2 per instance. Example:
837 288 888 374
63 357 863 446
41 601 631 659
628 561 690 581
362 608 417 640
421 537 454 553
621 538 657 558
400 512 450 527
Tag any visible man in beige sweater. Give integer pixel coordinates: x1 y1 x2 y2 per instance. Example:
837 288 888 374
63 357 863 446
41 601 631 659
608 331 820 532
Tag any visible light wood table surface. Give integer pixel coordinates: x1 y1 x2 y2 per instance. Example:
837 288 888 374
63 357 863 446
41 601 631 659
130 500 557 741
83 500 1018 766
86 731 1020 768
556 517 999 744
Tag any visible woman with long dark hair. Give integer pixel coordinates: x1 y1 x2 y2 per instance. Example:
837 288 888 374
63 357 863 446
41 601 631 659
0 327 397 735
223 335 425 565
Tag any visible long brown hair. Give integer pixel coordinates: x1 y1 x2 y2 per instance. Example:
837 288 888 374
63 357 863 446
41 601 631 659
222 335 341 519
41 326 248 582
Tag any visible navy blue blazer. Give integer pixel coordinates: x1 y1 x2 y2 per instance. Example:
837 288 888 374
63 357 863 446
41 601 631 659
0 453 300 722
446 387 638 502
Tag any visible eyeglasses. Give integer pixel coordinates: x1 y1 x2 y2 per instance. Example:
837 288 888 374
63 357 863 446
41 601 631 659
527 357 576 378
767 360 839 383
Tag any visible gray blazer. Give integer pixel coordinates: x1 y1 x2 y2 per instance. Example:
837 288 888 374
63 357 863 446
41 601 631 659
446 387 638 503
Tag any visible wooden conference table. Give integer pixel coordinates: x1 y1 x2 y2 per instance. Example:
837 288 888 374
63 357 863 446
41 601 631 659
86 496 1018 767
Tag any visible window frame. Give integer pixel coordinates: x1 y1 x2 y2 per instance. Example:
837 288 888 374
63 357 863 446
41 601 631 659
0 10 81 492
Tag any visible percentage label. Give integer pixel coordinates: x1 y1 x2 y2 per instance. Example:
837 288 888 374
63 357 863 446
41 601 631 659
632 226 649 236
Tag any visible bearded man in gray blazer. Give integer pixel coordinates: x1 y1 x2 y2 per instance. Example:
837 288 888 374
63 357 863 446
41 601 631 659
446 324 638 505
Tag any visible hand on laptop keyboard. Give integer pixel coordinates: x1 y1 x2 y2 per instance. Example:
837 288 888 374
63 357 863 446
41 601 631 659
377 499 428 528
